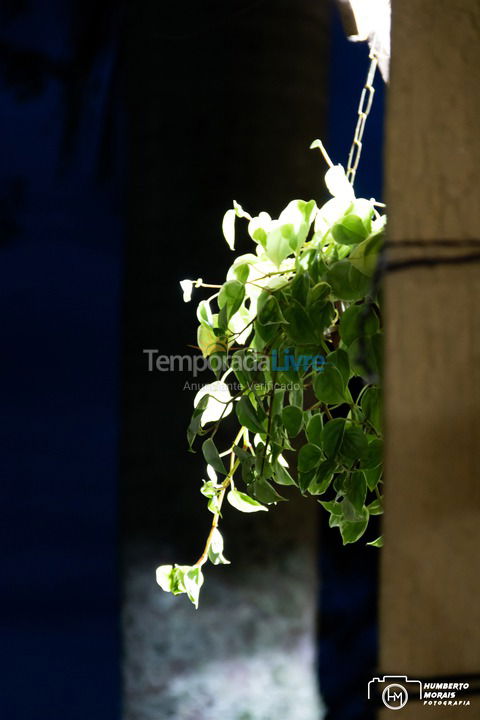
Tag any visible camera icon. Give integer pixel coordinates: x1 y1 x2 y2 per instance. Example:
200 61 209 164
367 675 422 710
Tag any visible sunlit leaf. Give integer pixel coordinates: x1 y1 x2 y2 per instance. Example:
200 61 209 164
227 489 268 513
208 528 230 565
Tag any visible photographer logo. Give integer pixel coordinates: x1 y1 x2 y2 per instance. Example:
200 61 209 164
382 683 409 710
368 675 422 710
368 674 472 709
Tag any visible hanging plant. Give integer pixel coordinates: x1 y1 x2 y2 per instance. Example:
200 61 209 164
155 139 385 608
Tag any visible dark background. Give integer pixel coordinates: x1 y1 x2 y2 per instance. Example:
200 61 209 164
0 1 383 718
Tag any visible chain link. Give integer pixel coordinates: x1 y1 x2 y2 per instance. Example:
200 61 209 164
346 45 379 186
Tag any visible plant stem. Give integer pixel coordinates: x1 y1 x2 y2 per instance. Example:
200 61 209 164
312 139 334 168
322 404 333 421
193 458 240 569
193 424 245 568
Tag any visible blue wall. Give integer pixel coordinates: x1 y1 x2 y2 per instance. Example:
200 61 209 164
0 3 123 718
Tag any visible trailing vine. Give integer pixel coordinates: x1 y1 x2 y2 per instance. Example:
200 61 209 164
156 141 384 608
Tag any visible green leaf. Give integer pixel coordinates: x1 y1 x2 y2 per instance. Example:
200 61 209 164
308 282 331 305
298 468 316 493
290 272 310 305
170 566 189 595
364 465 382 491
240 454 255 486
313 364 346 405
233 445 252 462
367 535 384 547
272 387 286 415
256 294 284 343
340 425 369 462
326 261 372 302
308 459 335 495
254 442 273 479
222 201 251 251
208 528 230 565
341 496 362 521
280 199 316 251
278 360 301 386
339 303 379 346
289 382 303 408
197 323 223 357
218 280 245 321
227 488 268 513
319 500 343 515
327 348 350 386
187 394 209 448
231 349 254 389
282 405 304 437
258 293 284 326
348 228 384 277
273 459 296 486
200 479 222 514
322 418 346 458
307 249 328 283
306 413 323 446
200 480 220 498
344 470 367 511
156 564 174 592
298 443 322 473
252 476 286 503
265 226 294 267
348 334 382 378
202 438 227 475
215 306 228 333
350 199 374 229
234 263 250 284
183 566 204 609
333 472 347 495
197 299 213 327
222 208 236 250
236 396 266 435
248 211 271 247
362 437 383 469
309 301 335 338
339 506 369 544
283 299 316 344
361 386 382 432
366 498 383 515
332 214 369 246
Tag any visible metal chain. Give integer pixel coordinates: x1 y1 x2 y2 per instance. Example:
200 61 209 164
346 45 379 185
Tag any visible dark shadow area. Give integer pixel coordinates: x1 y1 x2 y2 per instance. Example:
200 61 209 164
121 1 329 717
0 3 125 718
121 0 329 552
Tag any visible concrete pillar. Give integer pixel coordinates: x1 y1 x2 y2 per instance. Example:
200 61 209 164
380 1 480 716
